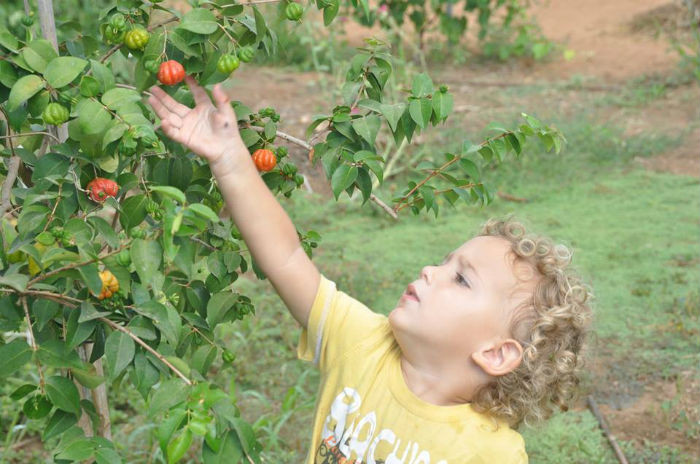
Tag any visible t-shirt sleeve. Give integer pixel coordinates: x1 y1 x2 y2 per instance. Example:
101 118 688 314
297 274 386 371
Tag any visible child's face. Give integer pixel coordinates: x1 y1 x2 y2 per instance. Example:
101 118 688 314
388 235 538 366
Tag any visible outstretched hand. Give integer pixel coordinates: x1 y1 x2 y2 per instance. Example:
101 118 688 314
148 76 244 168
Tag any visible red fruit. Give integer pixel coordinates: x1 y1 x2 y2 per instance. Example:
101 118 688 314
86 178 119 203
252 148 277 172
157 60 186 86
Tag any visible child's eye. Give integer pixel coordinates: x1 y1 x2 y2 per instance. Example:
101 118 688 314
455 272 470 288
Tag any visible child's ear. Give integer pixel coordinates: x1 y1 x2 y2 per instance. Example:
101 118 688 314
471 339 523 377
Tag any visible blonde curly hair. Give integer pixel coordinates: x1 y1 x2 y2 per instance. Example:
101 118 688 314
471 216 593 427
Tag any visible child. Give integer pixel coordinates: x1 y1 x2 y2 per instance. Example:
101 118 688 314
148 77 593 463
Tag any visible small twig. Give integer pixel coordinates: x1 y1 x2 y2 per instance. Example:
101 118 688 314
100 318 192 385
369 194 397 219
496 191 528 203
587 396 629 464
246 125 396 218
0 131 61 142
27 245 127 288
41 183 62 233
0 156 21 219
392 131 511 213
21 297 45 391
6 288 192 386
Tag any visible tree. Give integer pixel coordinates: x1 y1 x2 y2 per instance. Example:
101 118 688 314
0 0 564 462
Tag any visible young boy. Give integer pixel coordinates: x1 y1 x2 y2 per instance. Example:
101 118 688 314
148 77 592 463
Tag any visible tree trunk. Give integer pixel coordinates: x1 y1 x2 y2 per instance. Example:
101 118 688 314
36 0 69 143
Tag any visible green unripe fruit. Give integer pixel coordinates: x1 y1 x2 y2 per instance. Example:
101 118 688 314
22 15 34 27
116 249 131 267
237 46 255 63
42 103 70 125
216 54 240 74
109 13 126 30
144 59 160 74
129 227 146 239
36 231 56 246
103 25 125 44
222 350 236 364
285 2 304 21
124 28 149 50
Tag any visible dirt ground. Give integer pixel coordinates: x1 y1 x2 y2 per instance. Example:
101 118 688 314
223 1 700 458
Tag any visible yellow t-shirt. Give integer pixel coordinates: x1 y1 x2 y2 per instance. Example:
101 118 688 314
298 275 528 464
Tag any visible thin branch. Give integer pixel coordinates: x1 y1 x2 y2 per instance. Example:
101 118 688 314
0 131 61 142
41 183 62 233
27 245 127 288
7 288 193 386
0 157 21 219
392 131 512 213
369 194 397 219
100 317 192 385
0 108 22 219
22 297 45 391
497 191 528 203
246 125 397 218
587 396 629 464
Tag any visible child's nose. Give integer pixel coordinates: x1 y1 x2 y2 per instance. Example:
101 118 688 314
420 265 434 284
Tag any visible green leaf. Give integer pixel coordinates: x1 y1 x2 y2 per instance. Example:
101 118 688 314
8 74 46 111
76 98 112 135
379 103 406 132
0 339 33 377
187 203 220 223
55 437 95 461
32 152 70 181
459 158 480 180
351 114 381 146
167 428 193 464
131 239 162 288
202 431 244 464
150 185 186 204
158 408 187 453
45 375 82 416
22 39 58 74
65 309 97 350
409 97 432 129
431 91 453 124
11 384 37 400
206 292 238 327
90 60 115 92
101 88 141 110
0 60 18 88
94 447 123 464
0 30 20 53
411 73 434 97
44 410 78 441
149 378 188 417
104 330 135 380
78 263 103 296
87 216 120 249
138 301 179 345
0 273 29 292
323 0 340 25
119 194 148 230
331 164 358 200
180 8 218 34
44 56 88 88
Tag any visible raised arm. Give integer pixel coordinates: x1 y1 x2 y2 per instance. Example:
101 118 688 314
148 76 320 328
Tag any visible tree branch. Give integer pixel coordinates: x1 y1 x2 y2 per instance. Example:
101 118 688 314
246 125 397 218
99 318 192 386
21 297 45 391
27 245 128 288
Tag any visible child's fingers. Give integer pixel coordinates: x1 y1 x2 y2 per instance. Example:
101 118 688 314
148 86 189 117
212 84 236 120
185 75 212 108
